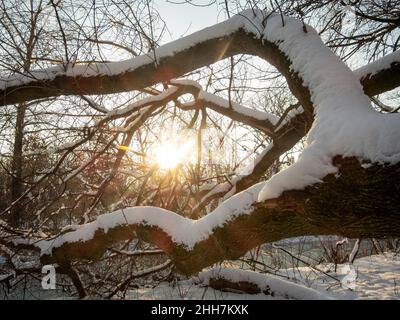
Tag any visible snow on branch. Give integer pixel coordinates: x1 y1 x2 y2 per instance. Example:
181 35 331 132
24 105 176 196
197 267 332 299
0 182 263 274
1 10 400 278
2 156 400 276
41 182 260 254
174 79 278 135
355 50 400 80
197 91 279 126
0 13 247 90
0 11 258 105
0 9 346 111
355 50 400 96
252 13 400 201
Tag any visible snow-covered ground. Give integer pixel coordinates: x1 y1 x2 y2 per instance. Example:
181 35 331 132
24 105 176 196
1 253 399 299
319 253 400 299
127 253 400 300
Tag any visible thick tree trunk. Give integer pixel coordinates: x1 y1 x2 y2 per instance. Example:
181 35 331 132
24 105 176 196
9 31 35 227
10 103 26 227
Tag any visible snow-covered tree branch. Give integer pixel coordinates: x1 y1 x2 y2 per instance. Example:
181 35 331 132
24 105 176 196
1 2 399 300
2 8 400 271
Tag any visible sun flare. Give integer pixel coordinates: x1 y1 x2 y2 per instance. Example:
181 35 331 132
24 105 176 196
153 138 194 170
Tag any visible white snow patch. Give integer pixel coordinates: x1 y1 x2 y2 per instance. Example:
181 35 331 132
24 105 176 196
0 11 255 90
199 91 279 124
355 50 400 80
128 253 400 300
36 182 263 255
198 267 332 300
255 13 400 201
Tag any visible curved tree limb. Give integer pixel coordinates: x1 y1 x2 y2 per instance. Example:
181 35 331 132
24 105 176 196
2 157 399 276
0 12 315 119
1 10 399 281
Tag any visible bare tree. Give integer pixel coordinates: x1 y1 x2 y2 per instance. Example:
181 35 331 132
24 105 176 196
0 1 399 298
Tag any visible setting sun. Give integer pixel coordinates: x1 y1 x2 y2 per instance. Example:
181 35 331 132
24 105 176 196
153 138 194 170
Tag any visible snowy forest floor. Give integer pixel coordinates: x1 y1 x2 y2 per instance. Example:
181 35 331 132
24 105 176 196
127 253 400 300
2 252 399 300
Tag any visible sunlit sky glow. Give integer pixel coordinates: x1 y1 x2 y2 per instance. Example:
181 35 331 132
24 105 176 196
153 138 195 169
